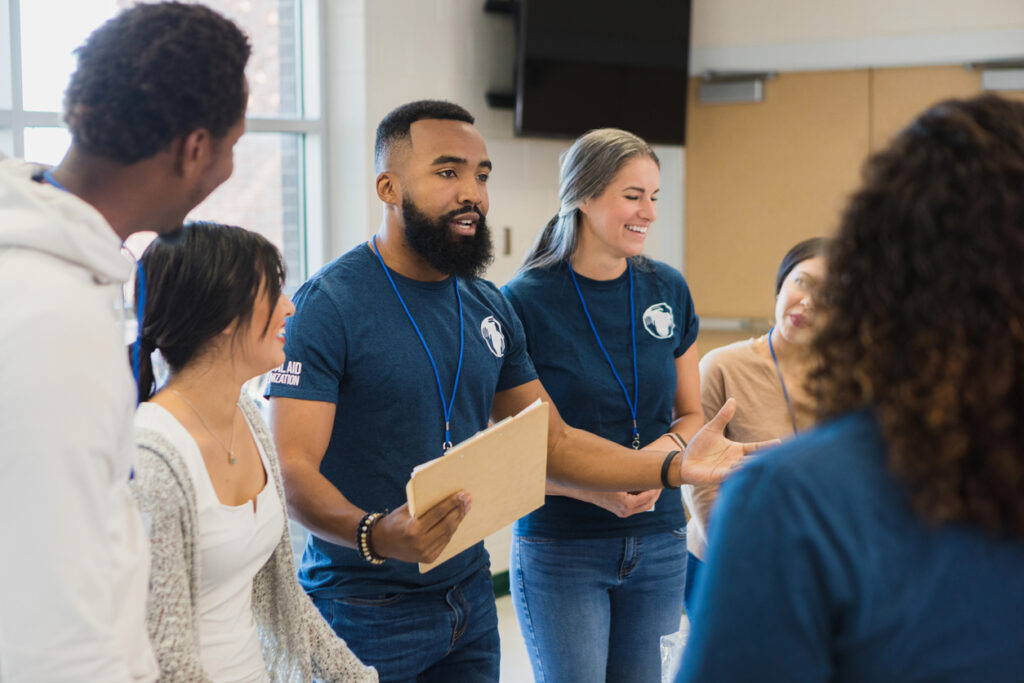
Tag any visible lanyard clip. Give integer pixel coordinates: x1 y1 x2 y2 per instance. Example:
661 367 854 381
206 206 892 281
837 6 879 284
443 421 453 452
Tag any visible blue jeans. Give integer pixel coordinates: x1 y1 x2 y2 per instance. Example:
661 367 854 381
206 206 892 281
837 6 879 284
311 566 500 683
511 529 687 683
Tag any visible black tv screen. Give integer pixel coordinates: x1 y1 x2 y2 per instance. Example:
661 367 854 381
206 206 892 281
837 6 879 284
515 0 691 145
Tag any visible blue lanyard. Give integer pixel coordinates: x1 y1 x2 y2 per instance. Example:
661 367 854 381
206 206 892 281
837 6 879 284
767 327 799 435
42 169 146 400
42 169 69 192
370 236 464 452
568 259 640 449
130 263 146 399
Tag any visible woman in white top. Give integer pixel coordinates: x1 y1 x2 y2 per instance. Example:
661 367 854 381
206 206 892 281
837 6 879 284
131 222 376 682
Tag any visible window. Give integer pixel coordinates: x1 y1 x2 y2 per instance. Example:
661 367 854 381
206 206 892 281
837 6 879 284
0 0 325 292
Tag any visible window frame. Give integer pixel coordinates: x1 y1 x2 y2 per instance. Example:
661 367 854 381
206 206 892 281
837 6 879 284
0 0 329 282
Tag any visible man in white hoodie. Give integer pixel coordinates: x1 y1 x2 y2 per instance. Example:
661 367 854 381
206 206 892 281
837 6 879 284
0 4 250 680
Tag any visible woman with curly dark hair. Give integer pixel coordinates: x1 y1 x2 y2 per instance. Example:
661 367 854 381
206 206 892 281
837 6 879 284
677 94 1024 682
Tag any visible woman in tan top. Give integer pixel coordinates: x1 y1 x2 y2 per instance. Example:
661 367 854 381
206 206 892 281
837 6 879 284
682 237 826 609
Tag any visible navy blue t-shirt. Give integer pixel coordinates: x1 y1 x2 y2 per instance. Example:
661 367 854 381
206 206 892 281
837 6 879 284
679 410 1024 682
502 259 698 538
266 243 537 597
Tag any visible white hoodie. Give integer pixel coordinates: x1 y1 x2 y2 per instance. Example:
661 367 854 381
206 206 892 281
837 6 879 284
0 155 157 682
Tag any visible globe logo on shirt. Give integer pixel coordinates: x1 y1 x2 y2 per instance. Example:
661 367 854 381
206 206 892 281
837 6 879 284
480 316 506 357
642 303 675 339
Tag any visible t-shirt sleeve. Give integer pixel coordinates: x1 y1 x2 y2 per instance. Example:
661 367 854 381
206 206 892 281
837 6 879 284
492 285 538 392
265 281 346 404
677 458 835 682
672 268 699 357
683 350 730 555
698 349 727 423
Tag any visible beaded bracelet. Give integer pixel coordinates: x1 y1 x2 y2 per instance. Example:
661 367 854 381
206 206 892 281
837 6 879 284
660 450 681 490
356 511 386 565
666 432 688 450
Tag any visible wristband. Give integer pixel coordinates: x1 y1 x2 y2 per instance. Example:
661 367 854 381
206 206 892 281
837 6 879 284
666 432 688 450
356 511 386 565
660 450 681 490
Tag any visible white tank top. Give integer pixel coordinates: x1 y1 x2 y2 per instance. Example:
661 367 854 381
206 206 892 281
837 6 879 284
136 403 283 682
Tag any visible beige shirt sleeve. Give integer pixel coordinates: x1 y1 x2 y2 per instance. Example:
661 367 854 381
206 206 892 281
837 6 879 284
683 345 729 560
684 336 816 560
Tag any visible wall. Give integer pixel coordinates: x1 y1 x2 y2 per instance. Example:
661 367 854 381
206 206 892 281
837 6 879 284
684 0 1024 350
691 0 1024 72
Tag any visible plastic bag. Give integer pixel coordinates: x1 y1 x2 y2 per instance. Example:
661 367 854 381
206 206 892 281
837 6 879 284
660 616 690 683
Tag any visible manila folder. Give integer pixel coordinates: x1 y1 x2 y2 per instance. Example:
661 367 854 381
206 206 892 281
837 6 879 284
406 399 548 573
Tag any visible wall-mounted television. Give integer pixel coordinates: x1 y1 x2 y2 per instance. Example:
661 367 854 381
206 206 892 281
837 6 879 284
514 0 692 145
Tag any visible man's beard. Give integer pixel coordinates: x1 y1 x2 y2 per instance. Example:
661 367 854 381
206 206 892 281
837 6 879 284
402 198 493 279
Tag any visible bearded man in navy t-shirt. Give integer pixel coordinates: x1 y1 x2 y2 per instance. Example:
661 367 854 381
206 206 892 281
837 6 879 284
267 100 764 682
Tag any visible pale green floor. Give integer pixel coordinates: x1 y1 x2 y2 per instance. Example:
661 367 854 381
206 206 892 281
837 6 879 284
496 593 533 682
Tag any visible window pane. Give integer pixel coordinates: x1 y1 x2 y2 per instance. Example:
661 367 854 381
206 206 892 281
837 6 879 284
20 1 125 112
22 127 303 288
202 0 301 118
20 0 300 118
24 126 72 165
188 131 304 291
0 127 12 157
0 0 12 109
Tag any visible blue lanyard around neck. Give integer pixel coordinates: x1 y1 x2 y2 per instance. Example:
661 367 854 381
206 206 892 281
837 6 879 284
371 236 464 452
42 168 146 401
767 327 799 436
568 259 640 449
130 264 146 400
42 169 70 193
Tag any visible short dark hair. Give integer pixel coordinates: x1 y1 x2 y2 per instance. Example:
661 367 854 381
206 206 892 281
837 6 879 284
774 237 827 295
65 2 251 164
374 100 475 172
134 222 285 403
813 94 1024 538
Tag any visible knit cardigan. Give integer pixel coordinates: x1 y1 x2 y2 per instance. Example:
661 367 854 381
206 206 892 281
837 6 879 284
132 397 377 683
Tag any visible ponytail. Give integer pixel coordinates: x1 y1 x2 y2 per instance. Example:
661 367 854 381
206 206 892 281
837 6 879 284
134 337 158 404
516 214 570 276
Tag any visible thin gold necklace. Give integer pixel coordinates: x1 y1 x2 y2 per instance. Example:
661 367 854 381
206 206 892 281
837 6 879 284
170 389 239 465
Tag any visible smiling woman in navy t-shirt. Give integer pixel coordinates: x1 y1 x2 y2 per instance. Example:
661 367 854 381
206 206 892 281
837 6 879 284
502 128 702 683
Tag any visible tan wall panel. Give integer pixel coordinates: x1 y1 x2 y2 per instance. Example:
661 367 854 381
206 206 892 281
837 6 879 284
870 66 982 150
696 329 761 359
685 70 869 319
